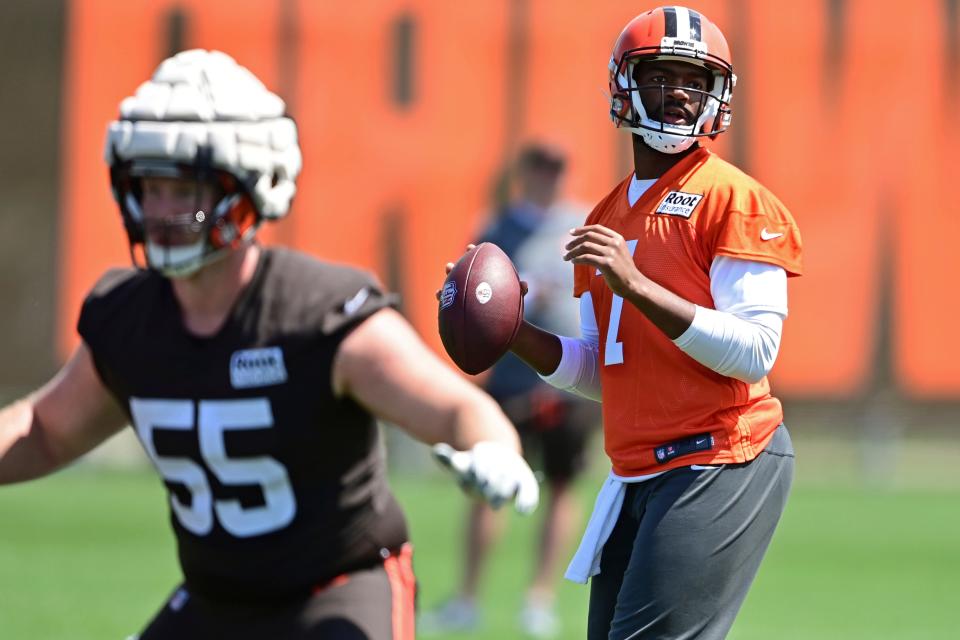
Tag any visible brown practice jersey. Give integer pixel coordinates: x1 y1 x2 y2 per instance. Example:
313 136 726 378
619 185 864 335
78 248 409 603
574 147 802 477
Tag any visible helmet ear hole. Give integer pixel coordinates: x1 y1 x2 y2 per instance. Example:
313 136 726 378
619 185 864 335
210 194 258 250
210 219 236 249
610 93 632 121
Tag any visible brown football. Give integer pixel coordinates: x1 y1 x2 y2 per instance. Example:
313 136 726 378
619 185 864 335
438 243 523 375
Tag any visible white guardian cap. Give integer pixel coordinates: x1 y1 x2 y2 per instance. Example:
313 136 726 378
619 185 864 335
104 49 302 276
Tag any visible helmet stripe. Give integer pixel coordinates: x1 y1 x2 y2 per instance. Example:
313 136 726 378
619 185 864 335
688 9 702 41
675 7 691 40
663 6 678 37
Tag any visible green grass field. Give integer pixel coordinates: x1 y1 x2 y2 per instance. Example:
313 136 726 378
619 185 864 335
0 433 958 639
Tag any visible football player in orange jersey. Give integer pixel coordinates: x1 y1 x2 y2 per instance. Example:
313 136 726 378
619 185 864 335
501 6 801 639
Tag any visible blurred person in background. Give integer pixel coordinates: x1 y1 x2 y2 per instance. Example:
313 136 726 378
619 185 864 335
421 143 599 639
0 49 540 640
447 6 803 639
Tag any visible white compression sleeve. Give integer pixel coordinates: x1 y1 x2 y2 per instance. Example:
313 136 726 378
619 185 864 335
539 292 602 401
542 257 787 391
672 257 787 383
673 308 783 383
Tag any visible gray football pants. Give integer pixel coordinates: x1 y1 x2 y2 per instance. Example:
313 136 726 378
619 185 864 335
587 424 795 640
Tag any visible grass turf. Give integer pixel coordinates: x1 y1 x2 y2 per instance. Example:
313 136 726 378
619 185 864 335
0 459 957 639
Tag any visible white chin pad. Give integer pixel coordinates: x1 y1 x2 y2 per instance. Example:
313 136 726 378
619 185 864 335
638 128 697 154
146 241 206 278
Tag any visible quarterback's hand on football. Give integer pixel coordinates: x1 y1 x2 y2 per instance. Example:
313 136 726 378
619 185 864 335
432 442 540 514
564 225 644 299
435 245 528 300
434 244 478 301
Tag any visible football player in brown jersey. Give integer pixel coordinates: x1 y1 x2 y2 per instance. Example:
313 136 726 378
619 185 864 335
0 50 538 640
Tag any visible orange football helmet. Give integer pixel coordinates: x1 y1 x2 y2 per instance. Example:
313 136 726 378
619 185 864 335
608 6 735 154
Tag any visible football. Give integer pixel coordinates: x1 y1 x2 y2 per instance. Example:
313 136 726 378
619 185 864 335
438 243 524 374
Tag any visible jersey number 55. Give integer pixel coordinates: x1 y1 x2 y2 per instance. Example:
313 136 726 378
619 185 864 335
130 397 297 538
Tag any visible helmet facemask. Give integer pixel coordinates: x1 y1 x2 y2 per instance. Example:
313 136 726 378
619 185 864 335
111 154 260 278
610 52 734 154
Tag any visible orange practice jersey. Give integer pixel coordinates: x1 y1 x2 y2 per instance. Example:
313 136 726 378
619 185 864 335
574 147 802 476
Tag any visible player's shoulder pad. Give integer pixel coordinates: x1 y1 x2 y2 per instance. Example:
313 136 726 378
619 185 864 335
265 248 399 335
699 154 793 218
697 157 803 275
78 268 160 340
585 174 632 225
86 267 152 300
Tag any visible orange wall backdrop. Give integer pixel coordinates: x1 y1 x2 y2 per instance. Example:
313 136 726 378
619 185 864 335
59 0 960 399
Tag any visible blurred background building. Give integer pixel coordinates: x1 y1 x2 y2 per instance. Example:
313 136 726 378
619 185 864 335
4 0 960 425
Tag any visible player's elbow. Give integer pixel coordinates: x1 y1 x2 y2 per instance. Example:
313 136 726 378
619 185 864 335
729 328 781 384
540 336 603 401
731 366 768 385
0 401 66 484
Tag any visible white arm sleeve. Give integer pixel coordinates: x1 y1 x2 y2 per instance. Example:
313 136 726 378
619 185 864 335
540 257 787 392
539 292 602 401
672 256 788 383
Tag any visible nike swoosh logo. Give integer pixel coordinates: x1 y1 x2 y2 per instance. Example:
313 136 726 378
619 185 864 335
343 287 370 316
760 228 784 241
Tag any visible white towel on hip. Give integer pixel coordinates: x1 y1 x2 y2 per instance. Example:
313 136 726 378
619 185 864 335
564 473 626 583
564 469 670 583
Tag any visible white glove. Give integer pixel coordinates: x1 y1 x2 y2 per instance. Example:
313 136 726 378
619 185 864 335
432 441 540 515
